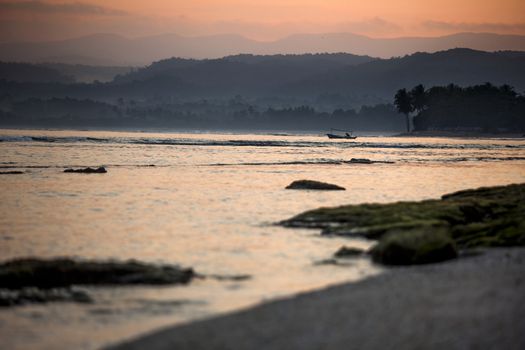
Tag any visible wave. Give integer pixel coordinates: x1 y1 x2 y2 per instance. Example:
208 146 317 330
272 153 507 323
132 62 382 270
1 156 523 171
207 156 525 167
442 156 525 162
1 134 524 151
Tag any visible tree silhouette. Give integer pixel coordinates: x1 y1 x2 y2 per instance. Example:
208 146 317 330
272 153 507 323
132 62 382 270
410 84 426 113
394 88 413 133
396 83 525 132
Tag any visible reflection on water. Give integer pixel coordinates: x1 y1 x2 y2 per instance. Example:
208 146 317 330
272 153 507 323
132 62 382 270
0 129 524 349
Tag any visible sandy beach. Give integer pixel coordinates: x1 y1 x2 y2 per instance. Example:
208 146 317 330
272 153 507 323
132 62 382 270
110 248 525 350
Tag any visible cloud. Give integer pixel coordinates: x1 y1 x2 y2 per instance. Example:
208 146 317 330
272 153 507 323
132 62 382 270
0 1 127 16
422 20 525 34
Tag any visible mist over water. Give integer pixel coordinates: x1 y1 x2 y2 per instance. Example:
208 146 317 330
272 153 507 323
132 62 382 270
1 129 524 349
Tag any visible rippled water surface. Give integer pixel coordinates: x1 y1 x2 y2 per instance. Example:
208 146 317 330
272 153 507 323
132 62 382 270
1 129 524 349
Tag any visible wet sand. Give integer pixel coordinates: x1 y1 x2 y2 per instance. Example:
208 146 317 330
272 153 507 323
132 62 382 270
109 248 525 350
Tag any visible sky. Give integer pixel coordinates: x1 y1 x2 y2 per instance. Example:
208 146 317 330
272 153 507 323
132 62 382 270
1 0 525 42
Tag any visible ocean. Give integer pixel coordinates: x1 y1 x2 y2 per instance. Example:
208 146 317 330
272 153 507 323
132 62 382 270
1 129 524 349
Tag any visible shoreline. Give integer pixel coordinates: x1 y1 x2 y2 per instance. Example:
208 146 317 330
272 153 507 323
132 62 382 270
2 127 524 139
109 247 525 350
395 130 525 138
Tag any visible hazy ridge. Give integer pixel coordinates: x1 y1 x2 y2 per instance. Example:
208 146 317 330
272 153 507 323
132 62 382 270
1 32 525 66
1 48 524 132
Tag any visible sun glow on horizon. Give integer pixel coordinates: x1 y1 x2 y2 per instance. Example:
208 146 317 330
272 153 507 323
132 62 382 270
0 0 524 42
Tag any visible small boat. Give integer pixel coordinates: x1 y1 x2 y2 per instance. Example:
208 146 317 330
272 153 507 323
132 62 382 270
326 129 357 139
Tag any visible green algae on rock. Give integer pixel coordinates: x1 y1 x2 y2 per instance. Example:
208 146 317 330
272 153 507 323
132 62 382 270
0 258 195 289
370 229 458 265
281 183 525 265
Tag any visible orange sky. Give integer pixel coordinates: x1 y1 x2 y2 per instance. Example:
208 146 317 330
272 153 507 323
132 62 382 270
1 0 525 42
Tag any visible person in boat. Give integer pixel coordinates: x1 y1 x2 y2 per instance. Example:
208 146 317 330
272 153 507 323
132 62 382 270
345 133 350 137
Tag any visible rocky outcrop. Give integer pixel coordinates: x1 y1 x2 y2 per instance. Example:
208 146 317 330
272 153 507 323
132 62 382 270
283 183 525 265
369 229 458 265
64 167 107 173
286 180 345 191
0 171 24 175
0 258 195 289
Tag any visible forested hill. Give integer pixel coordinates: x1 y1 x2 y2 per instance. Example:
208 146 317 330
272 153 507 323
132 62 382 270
111 49 525 99
1 49 524 111
288 49 525 98
0 62 134 83
112 53 375 87
0 62 74 83
111 49 525 102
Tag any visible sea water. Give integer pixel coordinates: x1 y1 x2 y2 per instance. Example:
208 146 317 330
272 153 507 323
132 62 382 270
0 129 524 349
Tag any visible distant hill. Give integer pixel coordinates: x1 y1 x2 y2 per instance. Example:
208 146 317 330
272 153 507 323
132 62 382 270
113 53 376 93
0 62 134 83
284 49 525 97
42 64 134 83
0 32 524 65
0 62 74 83
109 49 525 100
2 49 524 131
1 49 524 109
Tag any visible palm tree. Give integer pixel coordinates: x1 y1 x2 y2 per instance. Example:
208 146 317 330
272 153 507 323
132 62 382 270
410 84 427 113
394 88 413 133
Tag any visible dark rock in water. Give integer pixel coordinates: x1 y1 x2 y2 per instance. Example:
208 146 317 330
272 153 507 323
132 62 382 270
345 158 394 164
0 258 195 289
0 287 92 307
0 171 24 175
286 180 345 191
348 158 373 164
281 183 525 265
64 167 107 174
334 246 365 258
313 259 354 266
206 274 252 281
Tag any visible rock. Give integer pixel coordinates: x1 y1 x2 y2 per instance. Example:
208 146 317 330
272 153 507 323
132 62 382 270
64 167 107 174
286 180 345 191
370 229 458 265
348 158 373 164
0 258 195 289
206 274 252 281
334 246 365 258
344 158 394 164
0 171 24 175
281 183 525 265
313 259 354 266
0 287 92 307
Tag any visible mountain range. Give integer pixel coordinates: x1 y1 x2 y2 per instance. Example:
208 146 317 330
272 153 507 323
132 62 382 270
2 49 524 110
1 32 525 66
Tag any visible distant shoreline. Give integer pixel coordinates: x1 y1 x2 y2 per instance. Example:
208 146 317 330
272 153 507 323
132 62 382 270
396 130 525 139
109 248 525 350
1 126 524 139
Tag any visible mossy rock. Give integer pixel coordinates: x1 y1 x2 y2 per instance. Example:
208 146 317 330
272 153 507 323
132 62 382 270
281 183 525 250
370 228 458 265
0 258 194 289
